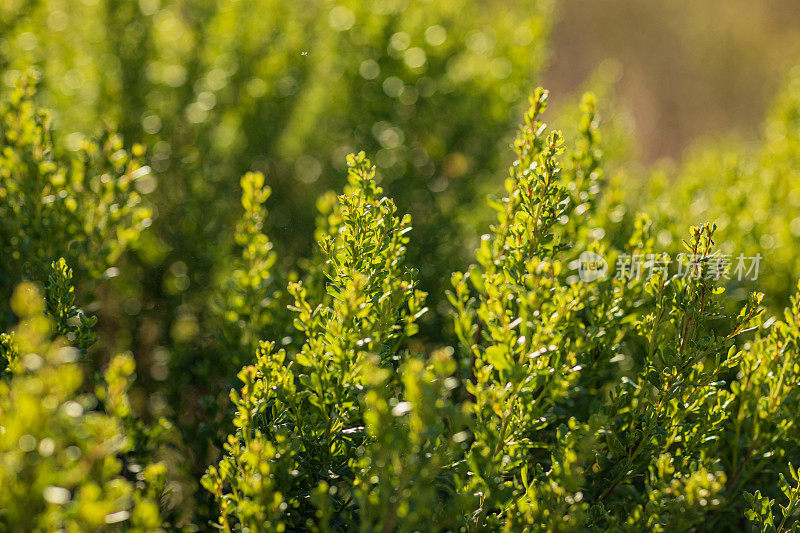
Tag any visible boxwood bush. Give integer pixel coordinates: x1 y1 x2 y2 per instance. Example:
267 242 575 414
195 88 800 532
3 3 800 532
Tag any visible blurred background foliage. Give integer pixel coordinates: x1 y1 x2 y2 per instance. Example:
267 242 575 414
3 0 800 526
545 0 800 163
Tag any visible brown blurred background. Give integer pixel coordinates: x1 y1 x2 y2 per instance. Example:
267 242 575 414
544 0 800 163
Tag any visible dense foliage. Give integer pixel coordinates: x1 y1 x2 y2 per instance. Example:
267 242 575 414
1 5 556 513
3 2 800 531
0 72 151 329
199 88 800 532
0 276 164 531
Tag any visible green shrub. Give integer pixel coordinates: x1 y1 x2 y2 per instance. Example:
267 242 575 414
212 170 287 368
0 282 164 531
1 5 556 507
0 0 553 349
201 91 800 531
204 152 427 529
0 75 172 530
0 72 151 328
5 4 800 531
